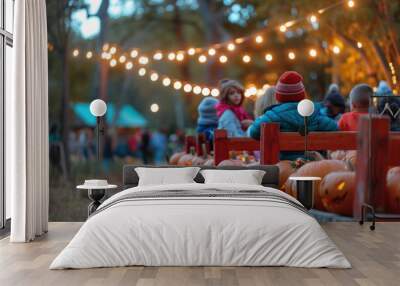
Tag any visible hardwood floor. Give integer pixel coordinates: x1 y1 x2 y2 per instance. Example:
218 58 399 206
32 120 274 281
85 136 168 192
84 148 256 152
0 222 399 286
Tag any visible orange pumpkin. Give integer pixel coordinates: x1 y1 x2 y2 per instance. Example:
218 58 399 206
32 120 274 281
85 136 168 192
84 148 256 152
217 159 245 167
169 152 185 165
319 171 355 216
276 160 296 190
285 160 348 210
387 167 400 213
344 151 357 170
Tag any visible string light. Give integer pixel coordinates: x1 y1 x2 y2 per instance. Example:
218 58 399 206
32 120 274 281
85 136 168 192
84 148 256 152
102 43 109 51
138 68 146 76
227 43 236 51
110 59 117 67
357 42 363 49
183 83 193 93
119 55 126 63
150 103 159 113
193 86 202 95
176 53 185 61
150 72 159 81
242 54 251 63
265 53 273 62
86 51 93 59
255 35 264 44
198 55 207 63
347 0 355 8
309 15 318 23
130 49 139 58
211 88 220 97
219 55 228 63
288 52 296 60
333 46 341 54
235 38 245 44
109 46 117 54
279 25 287 33
138 56 149 65
208 48 216 56
173 81 182 90
125 62 133 70
153 52 163 60
72 49 79 57
202 87 211 96
162 77 171 86
187 48 196 55
168 52 176 61
309 49 317 57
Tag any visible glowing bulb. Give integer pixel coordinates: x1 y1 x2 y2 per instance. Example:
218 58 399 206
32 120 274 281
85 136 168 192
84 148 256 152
109 46 117 54
176 53 185 61
168 52 176 61
211 88 220 97
72 49 79 57
208 48 216 56
347 0 355 8
119 55 126 63
288 52 296 60
125 62 133 70
138 56 149 65
183 84 192 93
187 48 196 55
198 55 207 63
255 35 263 44
138 68 146 76
86 51 93 59
153 52 163 60
242 54 251 63
227 43 236 51
309 49 317 57
235 38 244 44
150 103 159 113
150 72 159 81
193 85 202 94
280 25 287 33
309 15 318 23
357 42 363 49
130 49 139 58
219 55 228 63
202 88 211 96
162 77 171 86
102 43 109 51
174 81 182 90
110 59 117 67
265 53 273 62
333 46 341 54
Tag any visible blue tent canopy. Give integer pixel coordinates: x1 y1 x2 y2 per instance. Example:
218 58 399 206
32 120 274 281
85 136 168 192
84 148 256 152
73 103 147 128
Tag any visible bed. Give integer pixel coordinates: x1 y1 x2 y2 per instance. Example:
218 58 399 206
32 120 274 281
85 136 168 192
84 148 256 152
50 165 351 269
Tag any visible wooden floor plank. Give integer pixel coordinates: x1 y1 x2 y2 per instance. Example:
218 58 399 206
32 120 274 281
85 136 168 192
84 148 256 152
0 222 399 286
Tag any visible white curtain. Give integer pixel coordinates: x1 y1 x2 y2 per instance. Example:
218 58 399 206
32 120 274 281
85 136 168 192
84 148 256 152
7 0 49 242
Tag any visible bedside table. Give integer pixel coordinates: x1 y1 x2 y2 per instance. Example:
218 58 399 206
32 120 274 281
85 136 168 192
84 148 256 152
288 176 321 210
77 183 118 216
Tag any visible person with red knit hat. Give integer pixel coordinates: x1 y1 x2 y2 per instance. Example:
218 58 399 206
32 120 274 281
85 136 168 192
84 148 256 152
248 71 338 160
216 79 253 137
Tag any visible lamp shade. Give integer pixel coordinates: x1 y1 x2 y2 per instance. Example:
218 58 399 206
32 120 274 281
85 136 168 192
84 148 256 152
90 99 107 117
297 99 314 117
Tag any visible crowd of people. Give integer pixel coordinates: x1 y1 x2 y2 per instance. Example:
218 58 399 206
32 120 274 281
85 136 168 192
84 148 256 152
196 70 400 160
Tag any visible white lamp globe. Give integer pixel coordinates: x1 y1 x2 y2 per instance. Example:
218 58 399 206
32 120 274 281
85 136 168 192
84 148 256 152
297 99 314 117
90 99 107 117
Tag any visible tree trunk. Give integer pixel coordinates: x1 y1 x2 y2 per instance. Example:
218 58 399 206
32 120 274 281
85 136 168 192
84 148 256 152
370 40 393 85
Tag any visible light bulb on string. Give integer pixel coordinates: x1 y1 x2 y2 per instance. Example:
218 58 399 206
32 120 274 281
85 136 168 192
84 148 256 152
333 46 341 54
153 52 163 60
130 49 139 58
211 88 220 97
119 55 126 63
279 25 287 33
162 77 171 86
138 56 149 65
102 43 109 51
357 42 363 49
193 86 202 95
227 43 236 51
110 59 117 67
174 81 182 90
125 62 133 70
265 53 273 62
242 54 251 63
72 49 79 57
347 0 355 8
183 84 192 93
198 55 207 63
176 53 185 61
255 35 264 44
202 88 211 96
150 103 159 113
288 52 296 60
309 15 318 23
168 52 176 61
150 72 159 82
309 49 317 57
187 48 196 55
208 48 216 56
138 68 146 76
219 55 228 63
86 51 93 59
109 46 117 54
235 38 244 44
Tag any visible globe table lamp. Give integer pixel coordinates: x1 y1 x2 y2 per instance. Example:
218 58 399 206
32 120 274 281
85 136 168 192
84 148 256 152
90 99 107 162
297 99 315 160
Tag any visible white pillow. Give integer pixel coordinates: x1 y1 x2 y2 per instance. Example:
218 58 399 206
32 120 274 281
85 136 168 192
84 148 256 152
135 167 201 186
200 169 266 185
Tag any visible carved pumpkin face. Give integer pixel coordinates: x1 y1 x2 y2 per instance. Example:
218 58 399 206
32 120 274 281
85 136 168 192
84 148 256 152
387 167 400 213
169 152 185 165
285 160 348 210
320 171 355 216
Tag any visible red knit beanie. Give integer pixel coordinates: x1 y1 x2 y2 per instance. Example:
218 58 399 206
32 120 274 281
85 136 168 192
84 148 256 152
275 71 306 103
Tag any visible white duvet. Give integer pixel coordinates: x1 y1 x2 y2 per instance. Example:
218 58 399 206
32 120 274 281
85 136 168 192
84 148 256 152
50 183 351 269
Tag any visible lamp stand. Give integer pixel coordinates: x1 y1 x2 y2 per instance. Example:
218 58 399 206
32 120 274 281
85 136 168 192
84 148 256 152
304 116 309 160
96 116 101 162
